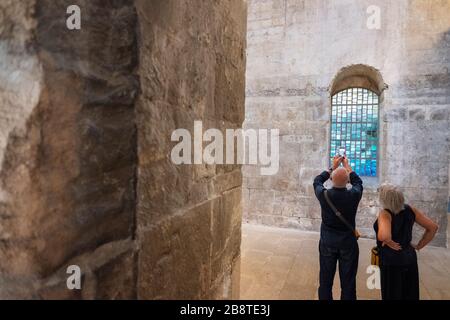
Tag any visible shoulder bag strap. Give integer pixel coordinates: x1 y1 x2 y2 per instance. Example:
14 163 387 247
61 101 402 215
324 190 360 239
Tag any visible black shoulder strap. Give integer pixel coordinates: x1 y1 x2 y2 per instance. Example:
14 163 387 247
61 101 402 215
324 190 356 234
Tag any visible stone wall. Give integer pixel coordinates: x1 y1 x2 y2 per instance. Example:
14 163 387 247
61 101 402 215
135 0 246 299
244 0 450 246
0 0 247 299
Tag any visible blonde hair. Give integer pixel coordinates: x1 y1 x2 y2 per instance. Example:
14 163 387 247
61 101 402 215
378 183 405 214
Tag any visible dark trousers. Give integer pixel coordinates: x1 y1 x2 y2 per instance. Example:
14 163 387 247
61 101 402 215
318 241 359 300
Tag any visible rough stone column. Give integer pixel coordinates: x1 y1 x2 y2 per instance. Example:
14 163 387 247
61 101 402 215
0 0 139 299
0 0 247 299
135 0 247 299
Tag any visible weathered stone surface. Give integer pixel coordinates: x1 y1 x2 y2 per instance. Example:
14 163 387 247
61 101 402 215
35 239 136 300
138 201 213 300
135 0 247 299
94 250 137 300
1 0 248 299
0 0 139 298
244 0 450 246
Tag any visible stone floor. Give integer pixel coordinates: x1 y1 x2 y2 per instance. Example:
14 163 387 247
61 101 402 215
240 223 450 300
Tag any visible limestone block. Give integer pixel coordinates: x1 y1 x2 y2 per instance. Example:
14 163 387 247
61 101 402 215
138 201 213 300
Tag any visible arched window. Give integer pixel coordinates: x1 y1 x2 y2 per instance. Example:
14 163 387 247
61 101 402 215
330 88 379 177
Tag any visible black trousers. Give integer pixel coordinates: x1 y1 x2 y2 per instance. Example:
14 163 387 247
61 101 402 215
380 262 419 300
318 241 359 300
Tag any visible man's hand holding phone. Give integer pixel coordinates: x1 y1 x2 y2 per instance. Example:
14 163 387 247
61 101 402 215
331 155 343 171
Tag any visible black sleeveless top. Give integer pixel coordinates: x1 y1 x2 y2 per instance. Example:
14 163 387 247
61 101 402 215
373 204 417 266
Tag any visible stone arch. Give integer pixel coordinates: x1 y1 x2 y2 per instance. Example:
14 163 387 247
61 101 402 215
329 64 388 96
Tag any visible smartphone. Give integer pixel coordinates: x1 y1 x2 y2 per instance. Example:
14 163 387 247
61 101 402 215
338 147 346 157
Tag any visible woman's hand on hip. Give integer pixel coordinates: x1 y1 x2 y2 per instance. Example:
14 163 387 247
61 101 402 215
382 240 402 251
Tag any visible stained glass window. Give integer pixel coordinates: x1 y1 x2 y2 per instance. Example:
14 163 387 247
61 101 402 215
330 88 379 177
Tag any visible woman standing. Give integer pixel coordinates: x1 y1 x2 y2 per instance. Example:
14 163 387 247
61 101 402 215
374 184 439 300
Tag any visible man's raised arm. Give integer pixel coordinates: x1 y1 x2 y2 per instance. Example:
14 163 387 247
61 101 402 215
313 170 331 200
342 157 363 199
313 155 343 200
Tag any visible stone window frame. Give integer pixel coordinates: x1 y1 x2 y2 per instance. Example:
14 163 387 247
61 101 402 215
328 64 388 189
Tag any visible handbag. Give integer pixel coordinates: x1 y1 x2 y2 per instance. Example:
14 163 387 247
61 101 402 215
371 246 380 266
323 190 361 240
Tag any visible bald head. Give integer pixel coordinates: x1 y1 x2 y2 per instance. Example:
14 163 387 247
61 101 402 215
331 167 349 188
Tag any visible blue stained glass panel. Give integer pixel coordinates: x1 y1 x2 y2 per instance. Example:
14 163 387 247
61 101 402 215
330 88 379 177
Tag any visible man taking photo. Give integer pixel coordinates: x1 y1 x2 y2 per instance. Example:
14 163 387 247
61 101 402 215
313 155 363 300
